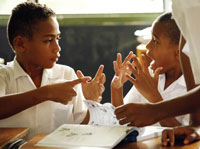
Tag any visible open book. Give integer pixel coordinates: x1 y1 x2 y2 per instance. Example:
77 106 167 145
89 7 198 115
36 124 137 148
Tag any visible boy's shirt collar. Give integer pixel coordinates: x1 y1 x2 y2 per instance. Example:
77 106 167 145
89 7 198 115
10 58 60 81
149 67 186 89
44 66 60 79
8 57 29 79
159 74 186 93
177 75 186 87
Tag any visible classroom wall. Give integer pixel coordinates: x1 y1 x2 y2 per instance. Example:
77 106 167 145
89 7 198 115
0 24 149 103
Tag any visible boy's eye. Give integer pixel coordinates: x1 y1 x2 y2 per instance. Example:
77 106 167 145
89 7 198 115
56 36 61 41
44 39 52 43
152 37 158 44
44 36 61 43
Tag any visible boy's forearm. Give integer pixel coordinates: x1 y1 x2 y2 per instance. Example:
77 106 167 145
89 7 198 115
111 86 123 107
159 117 181 127
0 87 46 119
154 86 200 122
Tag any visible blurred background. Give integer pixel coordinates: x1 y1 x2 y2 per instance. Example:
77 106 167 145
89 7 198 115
0 0 172 103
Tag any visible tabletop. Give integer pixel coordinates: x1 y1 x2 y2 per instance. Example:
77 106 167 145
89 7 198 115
22 133 200 149
0 127 29 148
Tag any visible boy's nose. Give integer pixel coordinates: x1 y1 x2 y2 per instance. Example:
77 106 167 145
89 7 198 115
146 41 151 50
145 41 152 57
53 41 61 53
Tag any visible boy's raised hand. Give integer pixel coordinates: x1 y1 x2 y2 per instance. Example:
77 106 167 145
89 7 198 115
76 65 106 102
45 78 89 104
162 126 200 146
111 52 133 89
126 54 163 103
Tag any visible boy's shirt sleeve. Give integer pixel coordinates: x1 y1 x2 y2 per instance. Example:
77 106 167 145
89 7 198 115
0 65 7 96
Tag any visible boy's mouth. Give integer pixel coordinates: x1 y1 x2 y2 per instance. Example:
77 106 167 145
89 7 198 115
51 57 59 62
51 54 60 62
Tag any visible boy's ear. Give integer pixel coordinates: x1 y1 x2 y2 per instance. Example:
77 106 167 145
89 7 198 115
175 49 179 59
174 45 180 60
13 36 26 52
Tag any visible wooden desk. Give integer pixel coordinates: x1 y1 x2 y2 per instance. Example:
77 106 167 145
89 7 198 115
0 128 29 148
22 133 200 149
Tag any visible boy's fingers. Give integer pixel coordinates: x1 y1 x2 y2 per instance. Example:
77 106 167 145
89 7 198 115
113 61 119 75
141 54 150 74
119 117 131 126
77 70 91 81
69 78 88 87
114 104 128 117
128 63 138 78
168 129 175 146
123 51 133 65
184 133 198 145
126 73 136 84
117 53 122 68
76 70 84 78
99 84 105 93
133 55 142 72
162 129 171 146
100 73 106 84
93 65 104 82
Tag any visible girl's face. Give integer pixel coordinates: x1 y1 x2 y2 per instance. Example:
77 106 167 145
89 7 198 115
146 22 180 74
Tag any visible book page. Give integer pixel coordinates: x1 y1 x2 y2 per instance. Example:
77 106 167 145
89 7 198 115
84 100 120 126
36 124 134 148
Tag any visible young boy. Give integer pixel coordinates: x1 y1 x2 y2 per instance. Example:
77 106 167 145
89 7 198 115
0 2 105 140
111 12 188 127
114 0 200 144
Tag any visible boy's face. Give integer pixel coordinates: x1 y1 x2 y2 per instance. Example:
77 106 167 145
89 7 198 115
146 22 179 73
22 16 61 69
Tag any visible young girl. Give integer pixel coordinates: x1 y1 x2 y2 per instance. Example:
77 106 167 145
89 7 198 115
111 12 188 127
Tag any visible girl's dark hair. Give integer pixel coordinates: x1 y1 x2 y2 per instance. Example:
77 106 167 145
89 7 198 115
7 2 56 48
155 12 180 44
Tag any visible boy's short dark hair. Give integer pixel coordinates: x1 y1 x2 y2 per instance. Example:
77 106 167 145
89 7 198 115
155 12 180 45
7 2 56 49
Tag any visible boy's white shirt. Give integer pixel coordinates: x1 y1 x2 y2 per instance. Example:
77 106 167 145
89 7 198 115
124 72 189 126
172 0 200 84
0 58 87 140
